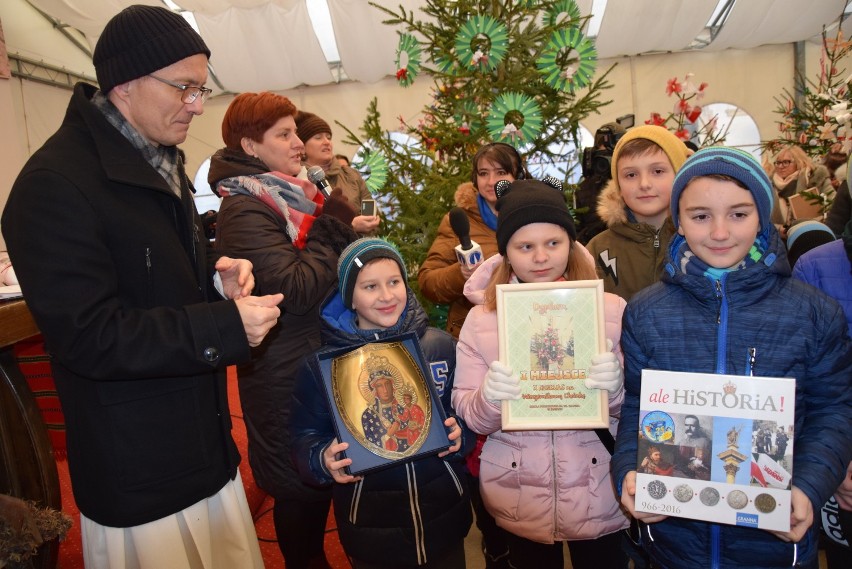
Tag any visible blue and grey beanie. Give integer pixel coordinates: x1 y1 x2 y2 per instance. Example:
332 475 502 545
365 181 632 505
337 238 407 309
671 147 775 236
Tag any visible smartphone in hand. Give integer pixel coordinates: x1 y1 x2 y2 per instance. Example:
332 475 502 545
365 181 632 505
361 199 376 217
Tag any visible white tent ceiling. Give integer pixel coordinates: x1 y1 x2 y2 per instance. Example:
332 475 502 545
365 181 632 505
10 0 852 94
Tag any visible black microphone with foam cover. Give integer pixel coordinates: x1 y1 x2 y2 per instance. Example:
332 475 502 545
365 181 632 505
306 165 332 198
449 207 473 250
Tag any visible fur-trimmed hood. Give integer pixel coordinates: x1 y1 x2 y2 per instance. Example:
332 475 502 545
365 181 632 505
454 181 479 211
595 178 629 227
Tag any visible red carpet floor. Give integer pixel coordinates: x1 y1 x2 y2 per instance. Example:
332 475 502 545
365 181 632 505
54 366 351 568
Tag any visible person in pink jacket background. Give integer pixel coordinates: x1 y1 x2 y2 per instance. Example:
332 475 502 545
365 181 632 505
451 178 630 569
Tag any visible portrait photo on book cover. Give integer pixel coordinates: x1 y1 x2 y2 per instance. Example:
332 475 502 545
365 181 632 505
316 334 450 475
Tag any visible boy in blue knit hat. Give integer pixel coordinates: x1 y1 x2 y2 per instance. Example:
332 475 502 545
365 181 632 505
611 147 852 569
290 237 473 568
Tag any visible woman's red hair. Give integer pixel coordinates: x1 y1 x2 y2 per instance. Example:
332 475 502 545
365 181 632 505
221 91 297 150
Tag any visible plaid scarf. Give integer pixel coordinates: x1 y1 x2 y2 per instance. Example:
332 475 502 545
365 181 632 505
210 148 323 248
92 91 183 196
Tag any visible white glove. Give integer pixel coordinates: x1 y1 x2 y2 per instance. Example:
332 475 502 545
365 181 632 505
585 339 623 394
482 361 522 403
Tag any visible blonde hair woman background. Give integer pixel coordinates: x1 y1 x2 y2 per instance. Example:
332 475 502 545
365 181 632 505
762 144 833 236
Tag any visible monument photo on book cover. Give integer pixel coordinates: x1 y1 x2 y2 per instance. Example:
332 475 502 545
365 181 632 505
635 370 795 532
313 333 450 475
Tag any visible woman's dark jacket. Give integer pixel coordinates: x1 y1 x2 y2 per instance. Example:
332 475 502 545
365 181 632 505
291 289 473 566
612 229 852 569
1 83 250 527
210 152 352 501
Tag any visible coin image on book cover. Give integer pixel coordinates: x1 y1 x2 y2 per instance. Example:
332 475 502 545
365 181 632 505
699 487 720 506
673 484 694 503
647 479 667 500
754 493 777 513
641 410 675 443
726 489 748 510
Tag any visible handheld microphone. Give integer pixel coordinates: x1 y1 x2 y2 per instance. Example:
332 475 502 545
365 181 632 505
448 207 483 269
306 165 333 199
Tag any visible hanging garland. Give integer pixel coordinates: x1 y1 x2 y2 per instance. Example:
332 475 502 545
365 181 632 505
486 92 543 144
353 149 389 194
454 16 509 72
395 33 422 87
535 27 597 93
543 0 582 28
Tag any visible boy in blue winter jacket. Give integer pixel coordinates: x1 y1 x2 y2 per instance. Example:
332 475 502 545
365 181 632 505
290 238 473 569
611 147 852 569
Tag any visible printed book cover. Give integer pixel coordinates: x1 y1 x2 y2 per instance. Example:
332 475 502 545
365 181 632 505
635 369 795 531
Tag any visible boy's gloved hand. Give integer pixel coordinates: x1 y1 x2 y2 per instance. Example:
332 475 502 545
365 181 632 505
483 361 522 403
585 339 623 394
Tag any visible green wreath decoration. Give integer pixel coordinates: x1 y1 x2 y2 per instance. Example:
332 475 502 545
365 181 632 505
544 0 582 28
353 149 388 194
454 16 509 72
395 33 422 87
486 92 543 144
454 100 483 134
431 51 457 75
535 27 597 93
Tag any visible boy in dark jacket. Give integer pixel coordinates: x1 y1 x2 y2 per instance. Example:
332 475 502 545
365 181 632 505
612 147 852 569
291 238 472 568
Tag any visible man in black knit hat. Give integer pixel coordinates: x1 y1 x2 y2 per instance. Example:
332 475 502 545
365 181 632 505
1 5 283 568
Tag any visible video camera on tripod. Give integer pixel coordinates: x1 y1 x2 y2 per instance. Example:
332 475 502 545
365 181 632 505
581 125 625 180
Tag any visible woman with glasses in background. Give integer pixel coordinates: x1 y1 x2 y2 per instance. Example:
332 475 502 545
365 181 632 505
762 143 833 237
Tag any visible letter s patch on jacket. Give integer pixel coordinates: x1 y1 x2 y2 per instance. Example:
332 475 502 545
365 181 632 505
429 360 449 395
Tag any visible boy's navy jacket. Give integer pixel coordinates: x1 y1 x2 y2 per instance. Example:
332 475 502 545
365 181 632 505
291 288 473 566
612 229 852 569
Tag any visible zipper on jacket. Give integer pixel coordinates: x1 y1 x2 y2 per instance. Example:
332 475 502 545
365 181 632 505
712 276 729 569
653 227 661 250
747 347 757 376
192 222 199 264
711 524 720 569
551 431 558 540
145 247 153 304
714 278 728 374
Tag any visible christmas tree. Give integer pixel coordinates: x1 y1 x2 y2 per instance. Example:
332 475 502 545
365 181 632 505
764 27 852 160
762 26 852 211
340 0 614 285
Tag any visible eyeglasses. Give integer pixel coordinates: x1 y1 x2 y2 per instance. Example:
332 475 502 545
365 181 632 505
148 74 212 104
774 159 793 168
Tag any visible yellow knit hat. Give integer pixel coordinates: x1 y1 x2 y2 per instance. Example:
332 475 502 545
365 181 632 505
608 125 690 189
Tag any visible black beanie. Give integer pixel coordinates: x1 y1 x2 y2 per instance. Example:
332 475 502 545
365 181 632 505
496 180 577 255
93 5 211 94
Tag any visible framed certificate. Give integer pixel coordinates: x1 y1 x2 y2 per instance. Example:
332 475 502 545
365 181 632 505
312 332 450 476
496 280 608 431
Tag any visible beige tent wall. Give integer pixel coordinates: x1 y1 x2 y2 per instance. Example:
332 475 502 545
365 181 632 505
0 36 847 250
179 41 810 177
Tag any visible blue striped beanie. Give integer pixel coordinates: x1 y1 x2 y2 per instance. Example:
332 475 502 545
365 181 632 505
337 238 407 309
786 220 836 266
671 147 775 235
